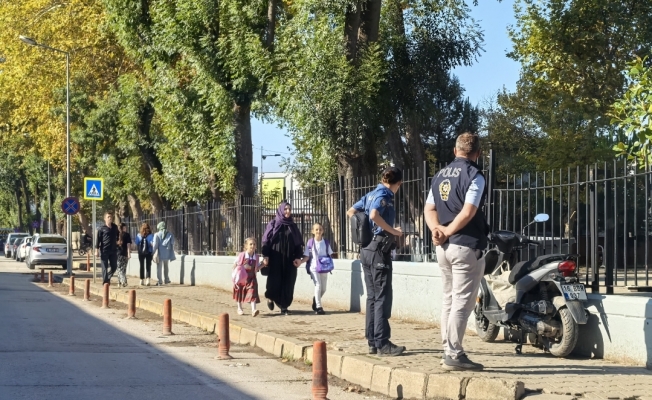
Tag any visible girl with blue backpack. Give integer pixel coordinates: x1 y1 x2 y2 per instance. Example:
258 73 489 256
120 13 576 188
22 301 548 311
301 223 334 315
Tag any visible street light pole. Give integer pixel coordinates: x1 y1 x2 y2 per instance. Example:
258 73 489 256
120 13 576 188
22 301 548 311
19 35 72 275
260 147 282 202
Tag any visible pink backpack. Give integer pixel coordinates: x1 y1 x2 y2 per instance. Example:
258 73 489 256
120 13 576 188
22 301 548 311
232 252 258 286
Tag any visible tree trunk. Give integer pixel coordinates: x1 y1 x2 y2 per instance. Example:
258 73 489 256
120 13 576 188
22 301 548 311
77 209 91 235
405 114 426 169
234 100 254 197
128 194 143 221
21 178 30 232
14 184 23 231
344 3 361 62
266 0 278 50
137 100 169 211
34 184 41 233
387 122 407 170
358 0 382 44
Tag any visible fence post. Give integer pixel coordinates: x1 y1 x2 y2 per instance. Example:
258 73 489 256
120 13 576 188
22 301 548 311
589 168 599 294
487 143 496 229
423 160 431 261
605 168 614 294
239 195 245 252
338 176 346 259
207 201 212 255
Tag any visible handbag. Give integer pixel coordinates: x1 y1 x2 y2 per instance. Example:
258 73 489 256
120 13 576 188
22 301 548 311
309 239 334 274
153 249 160 264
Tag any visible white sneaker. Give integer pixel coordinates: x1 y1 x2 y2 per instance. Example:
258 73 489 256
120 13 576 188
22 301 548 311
145 278 150 286
140 279 144 286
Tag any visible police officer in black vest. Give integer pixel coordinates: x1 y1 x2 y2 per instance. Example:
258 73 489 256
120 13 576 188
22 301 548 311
347 167 406 357
424 132 488 371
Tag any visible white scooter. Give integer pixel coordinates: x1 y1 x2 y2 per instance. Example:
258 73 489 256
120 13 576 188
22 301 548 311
474 213 589 357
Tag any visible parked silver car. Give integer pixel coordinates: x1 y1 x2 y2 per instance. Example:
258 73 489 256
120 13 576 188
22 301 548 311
26 234 68 270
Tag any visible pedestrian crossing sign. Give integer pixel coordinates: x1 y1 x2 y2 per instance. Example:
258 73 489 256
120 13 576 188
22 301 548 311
84 177 104 201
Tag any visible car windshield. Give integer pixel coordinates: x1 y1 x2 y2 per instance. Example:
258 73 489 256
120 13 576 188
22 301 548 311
38 237 66 244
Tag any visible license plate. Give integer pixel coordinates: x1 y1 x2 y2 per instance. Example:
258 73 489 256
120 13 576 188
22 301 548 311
45 248 59 253
561 284 587 301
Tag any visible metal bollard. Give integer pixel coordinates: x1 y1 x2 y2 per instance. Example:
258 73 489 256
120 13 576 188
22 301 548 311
86 253 91 272
312 341 328 400
40 268 45 283
162 299 173 335
68 276 75 296
48 271 53 287
217 313 233 360
127 290 136 319
101 283 109 308
83 279 91 301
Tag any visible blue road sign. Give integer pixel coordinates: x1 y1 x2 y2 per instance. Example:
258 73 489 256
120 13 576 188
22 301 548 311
61 197 80 216
84 177 104 201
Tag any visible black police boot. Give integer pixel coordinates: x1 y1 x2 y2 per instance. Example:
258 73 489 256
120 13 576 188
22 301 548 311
369 346 378 355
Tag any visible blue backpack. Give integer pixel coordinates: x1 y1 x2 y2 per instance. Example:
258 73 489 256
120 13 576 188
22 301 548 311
305 238 334 274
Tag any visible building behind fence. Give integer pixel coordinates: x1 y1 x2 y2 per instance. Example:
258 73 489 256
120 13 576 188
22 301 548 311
125 152 652 293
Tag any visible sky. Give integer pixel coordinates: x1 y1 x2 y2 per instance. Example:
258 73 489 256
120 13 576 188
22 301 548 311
252 0 520 173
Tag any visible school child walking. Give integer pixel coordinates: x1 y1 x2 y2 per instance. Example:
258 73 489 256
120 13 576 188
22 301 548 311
233 237 265 316
302 223 334 315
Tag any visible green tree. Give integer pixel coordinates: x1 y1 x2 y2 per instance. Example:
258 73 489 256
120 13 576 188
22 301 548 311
611 57 652 166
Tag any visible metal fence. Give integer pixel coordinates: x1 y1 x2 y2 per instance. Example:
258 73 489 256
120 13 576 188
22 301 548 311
492 160 652 293
122 153 651 293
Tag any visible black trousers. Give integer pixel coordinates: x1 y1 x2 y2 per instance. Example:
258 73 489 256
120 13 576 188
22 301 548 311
139 253 152 279
361 241 393 349
101 253 118 284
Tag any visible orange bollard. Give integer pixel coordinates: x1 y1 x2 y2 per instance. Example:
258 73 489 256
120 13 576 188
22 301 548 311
68 276 75 296
101 283 109 308
40 268 45 283
86 253 91 272
217 313 233 360
83 279 91 301
48 271 53 287
162 299 173 335
127 290 136 319
312 341 328 400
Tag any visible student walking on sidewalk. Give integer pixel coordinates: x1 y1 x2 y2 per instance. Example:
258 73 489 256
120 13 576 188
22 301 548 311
261 202 304 315
301 223 334 315
232 237 265 317
152 221 176 286
347 167 405 357
95 212 120 285
135 223 154 286
117 223 132 287
425 132 488 371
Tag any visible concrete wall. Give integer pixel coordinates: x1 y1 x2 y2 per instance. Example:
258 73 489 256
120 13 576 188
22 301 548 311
126 255 652 369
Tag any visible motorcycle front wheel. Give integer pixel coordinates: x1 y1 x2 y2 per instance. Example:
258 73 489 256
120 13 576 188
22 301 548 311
548 307 579 357
474 310 500 342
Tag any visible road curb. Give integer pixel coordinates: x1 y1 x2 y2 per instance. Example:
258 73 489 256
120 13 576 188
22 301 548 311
60 278 525 399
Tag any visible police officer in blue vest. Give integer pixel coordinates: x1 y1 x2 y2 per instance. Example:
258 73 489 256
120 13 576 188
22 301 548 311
347 167 406 357
424 132 488 371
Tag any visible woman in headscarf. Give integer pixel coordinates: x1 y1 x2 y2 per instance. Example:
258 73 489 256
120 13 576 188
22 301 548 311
152 221 176 286
262 201 304 315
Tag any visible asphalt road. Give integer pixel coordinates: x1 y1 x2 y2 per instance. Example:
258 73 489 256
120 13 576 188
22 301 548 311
0 257 377 400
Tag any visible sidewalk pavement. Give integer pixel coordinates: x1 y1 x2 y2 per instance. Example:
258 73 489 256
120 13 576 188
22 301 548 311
62 272 652 400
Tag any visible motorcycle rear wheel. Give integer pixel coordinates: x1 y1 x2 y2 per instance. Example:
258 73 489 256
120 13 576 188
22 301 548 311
78 248 86 256
548 307 578 357
475 312 500 342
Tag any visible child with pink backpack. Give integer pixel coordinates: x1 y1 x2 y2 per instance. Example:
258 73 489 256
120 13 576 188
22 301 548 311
233 237 266 316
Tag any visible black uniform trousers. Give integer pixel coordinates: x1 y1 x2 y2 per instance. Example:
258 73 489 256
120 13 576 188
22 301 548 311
361 238 393 349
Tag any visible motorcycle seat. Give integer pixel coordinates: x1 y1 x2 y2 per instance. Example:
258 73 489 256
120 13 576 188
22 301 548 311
508 253 566 284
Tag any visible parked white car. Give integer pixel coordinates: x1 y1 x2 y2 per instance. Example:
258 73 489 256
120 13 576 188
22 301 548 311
4 233 28 258
17 236 32 262
27 234 68 270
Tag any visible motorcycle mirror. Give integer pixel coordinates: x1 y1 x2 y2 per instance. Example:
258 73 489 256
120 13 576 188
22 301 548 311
534 213 550 223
